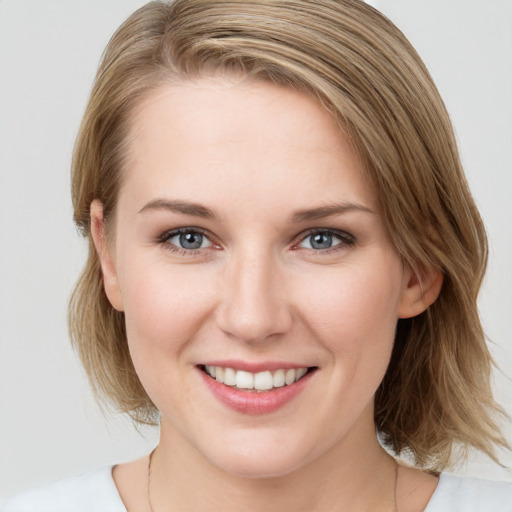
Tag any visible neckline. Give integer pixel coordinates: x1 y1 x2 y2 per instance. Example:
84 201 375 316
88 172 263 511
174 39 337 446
109 466 446 512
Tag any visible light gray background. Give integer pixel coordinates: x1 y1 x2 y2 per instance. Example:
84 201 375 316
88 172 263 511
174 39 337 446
0 0 511 499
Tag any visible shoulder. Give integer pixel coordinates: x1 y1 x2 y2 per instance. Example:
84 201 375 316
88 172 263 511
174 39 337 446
0 466 126 512
426 473 512 511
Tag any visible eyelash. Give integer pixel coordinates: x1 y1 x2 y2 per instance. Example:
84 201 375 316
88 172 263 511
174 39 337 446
156 227 216 256
155 227 356 255
293 229 356 254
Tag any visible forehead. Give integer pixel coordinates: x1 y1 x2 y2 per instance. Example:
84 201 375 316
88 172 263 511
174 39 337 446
119 76 377 216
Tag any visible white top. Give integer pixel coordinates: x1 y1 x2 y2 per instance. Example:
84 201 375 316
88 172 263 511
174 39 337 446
1 467 511 511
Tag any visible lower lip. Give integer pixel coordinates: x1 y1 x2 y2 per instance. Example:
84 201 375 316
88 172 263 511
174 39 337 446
199 369 314 415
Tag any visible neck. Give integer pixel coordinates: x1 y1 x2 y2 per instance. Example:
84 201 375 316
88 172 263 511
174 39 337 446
150 415 397 512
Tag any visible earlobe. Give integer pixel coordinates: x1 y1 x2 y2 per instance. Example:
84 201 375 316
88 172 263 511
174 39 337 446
90 200 124 312
398 263 443 319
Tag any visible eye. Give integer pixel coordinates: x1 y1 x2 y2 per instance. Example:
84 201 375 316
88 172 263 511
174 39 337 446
297 230 354 251
160 228 214 252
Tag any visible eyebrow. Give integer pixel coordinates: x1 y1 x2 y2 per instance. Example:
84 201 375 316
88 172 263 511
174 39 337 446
291 203 375 222
138 199 374 222
138 199 215 218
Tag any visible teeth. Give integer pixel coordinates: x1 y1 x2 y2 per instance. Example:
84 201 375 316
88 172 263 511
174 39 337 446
285 369 296 385
223 367 236 386
204 366 310 391
273 369 285 387
296 367 307 381
215 367 224 383
236 370 254 389
254 371 273 390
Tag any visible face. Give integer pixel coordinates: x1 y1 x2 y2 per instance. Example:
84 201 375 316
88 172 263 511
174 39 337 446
94 77 426 478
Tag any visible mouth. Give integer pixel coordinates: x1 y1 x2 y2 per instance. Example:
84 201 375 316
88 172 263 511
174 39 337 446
199 364 317 392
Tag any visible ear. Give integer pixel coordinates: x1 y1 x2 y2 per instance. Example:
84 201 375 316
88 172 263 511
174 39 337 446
398 262 443 319
90 200 124 312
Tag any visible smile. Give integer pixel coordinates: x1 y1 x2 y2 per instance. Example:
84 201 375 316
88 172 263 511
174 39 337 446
202 365 311 392
199 364 317 414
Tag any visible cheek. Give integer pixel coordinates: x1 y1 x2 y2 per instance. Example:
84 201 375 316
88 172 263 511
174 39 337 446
301 266 400 333
118 256 217 359
294 260 403 376
118 260 220 411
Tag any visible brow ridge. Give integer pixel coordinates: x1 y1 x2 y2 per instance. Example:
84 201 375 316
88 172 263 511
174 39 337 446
292 203 374 222
138 199 215 218
138 199 373 222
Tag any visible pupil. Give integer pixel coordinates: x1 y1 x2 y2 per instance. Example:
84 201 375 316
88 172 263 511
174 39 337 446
311 233 332 249
180 232 203 249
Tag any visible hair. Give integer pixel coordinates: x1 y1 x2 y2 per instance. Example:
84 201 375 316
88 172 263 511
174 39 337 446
69 0 508 471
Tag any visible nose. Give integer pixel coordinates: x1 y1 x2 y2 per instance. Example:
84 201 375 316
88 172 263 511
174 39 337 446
215 248 293 344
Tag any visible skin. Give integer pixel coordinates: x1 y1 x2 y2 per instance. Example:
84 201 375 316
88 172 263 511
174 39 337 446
92 76 441 511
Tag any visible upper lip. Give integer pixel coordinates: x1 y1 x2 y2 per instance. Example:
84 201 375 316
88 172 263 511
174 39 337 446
199 360 315 373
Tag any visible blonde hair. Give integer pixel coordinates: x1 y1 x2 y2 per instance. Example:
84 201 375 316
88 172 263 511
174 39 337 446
69 0 508 470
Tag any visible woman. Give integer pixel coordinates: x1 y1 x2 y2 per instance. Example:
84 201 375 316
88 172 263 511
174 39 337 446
2 0 510 510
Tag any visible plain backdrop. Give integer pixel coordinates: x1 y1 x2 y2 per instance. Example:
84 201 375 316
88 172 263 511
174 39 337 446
0 0 511 499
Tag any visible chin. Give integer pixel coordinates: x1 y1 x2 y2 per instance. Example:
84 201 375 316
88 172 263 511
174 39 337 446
199 432 316 479
214 454 305 479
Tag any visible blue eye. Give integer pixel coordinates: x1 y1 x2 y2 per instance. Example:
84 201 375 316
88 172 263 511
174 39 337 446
298 230 353 251
165 229 213 251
